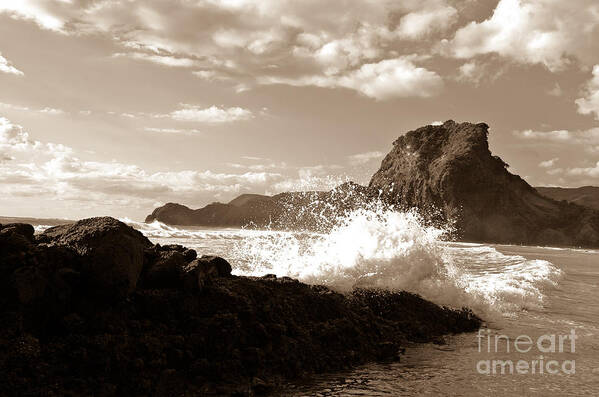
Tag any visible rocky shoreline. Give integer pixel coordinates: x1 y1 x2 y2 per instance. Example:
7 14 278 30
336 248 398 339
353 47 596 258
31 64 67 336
0 217 481 396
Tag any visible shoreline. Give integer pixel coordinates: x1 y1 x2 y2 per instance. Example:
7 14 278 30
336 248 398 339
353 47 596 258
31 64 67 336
1 217 481 396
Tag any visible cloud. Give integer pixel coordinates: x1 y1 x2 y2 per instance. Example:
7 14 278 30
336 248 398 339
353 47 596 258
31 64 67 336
143 127 202 135
514 128 599 144
347 151 384 165
0 116 285 207
442 0 599 71
576 65 599 120
169 105 253 123
566 162 599 178
0 2 66 31
396 5 458 39
0 102 65 115
456 61 483 85
113 52 201 68
260 56 444 100
1 116 369 214
0 0 459 100
539 158 558 168
0 52 23 75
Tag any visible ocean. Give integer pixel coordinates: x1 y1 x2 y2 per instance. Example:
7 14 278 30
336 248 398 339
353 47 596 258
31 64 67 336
33 209 599 396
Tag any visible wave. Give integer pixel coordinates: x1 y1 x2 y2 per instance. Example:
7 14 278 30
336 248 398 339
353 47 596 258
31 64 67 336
227 207 563 318
121 210 563 319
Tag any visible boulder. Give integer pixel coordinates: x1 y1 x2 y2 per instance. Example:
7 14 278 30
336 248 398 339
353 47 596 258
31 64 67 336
182 255 232 292
12 266 47 305
182 248 197 262
1 223 35 242
39 217 152 300
142 250 187 289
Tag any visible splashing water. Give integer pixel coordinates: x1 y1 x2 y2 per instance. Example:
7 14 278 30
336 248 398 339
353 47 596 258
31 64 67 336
121 203 562 319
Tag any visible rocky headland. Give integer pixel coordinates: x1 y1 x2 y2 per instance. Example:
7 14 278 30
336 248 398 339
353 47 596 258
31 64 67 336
0 217 480 396
147 120 599 247
369 120 599 246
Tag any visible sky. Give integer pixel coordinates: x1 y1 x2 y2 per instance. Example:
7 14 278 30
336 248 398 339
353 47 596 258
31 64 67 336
0 0 598 220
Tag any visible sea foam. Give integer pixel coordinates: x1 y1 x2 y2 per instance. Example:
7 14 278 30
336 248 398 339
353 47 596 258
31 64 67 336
122 205 563 319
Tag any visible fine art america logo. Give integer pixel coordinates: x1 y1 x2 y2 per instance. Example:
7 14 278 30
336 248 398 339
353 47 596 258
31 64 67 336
476 329 577 375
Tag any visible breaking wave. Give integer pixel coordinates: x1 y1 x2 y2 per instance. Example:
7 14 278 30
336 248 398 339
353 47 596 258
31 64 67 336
122 207 563 319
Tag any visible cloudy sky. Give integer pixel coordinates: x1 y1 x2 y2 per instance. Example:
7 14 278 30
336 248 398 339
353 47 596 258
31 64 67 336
1 0 599 220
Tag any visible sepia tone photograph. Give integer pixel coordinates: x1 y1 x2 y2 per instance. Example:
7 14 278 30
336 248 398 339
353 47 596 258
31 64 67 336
0 1 598 396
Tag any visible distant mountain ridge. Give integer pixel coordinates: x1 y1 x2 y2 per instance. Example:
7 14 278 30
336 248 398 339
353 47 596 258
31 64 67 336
535 186 599 211
145 182 373 231
146 120 599 247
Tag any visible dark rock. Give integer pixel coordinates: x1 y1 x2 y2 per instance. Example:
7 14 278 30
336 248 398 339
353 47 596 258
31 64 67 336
369 120 599 247
12 266 47 304
182 248 197 262
142 250 187 289
40 217 152 299
0 219 482 396
160 244 186 252
1 223 35 242
182 255 232 292
252 377 273 394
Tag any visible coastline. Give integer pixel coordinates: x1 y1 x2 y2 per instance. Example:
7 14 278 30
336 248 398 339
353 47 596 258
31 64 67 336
0 217 481 396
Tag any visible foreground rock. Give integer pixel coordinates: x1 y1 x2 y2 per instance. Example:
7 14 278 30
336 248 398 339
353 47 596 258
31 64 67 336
0 217 480 396
369 120 599 247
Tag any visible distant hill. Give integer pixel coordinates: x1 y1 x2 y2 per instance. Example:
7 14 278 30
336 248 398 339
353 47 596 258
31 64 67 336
145 182 373 231
536 186 599 211
0 216 74 227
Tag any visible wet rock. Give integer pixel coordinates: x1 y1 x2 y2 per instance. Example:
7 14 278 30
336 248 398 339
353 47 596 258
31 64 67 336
182 248 197 262
40 217 152 299
182 255 232 292
0 219 482 396
12 266 47 304
1 223 35 242
142 251 187 289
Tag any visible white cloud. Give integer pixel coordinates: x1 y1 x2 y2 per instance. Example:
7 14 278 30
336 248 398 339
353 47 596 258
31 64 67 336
347 151 384 165
576 65 599 120
336 57 443 100
0 102 65 115
567 162 599 178
144 127 202 135
113 52 200 68
0 116 284 206
539 158 558 168
397 5 458 39
0 2 65 31
443 0 599 71
261 57 444 100
514 127 599 154
0 0 459 100
169 105 253 123
0 52 23 75
456 61 485 86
